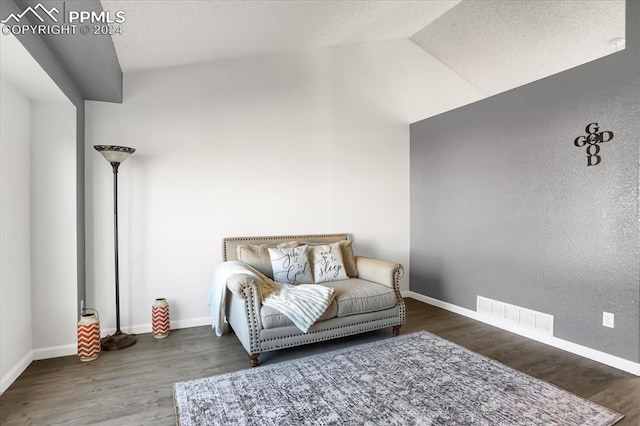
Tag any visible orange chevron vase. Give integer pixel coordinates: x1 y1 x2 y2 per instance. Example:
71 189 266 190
77 309 100 362
152 298 170 339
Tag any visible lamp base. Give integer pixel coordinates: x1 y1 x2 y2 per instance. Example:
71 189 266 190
101 331 137 351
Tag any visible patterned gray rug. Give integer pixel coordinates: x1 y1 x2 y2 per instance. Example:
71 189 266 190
173 331 623 426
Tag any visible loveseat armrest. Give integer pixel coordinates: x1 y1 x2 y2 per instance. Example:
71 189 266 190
356 256 404 288
226 273 265 341
227 273 263 302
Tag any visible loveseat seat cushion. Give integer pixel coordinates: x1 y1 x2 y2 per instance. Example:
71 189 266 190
261 300 338 329
326 278 397 317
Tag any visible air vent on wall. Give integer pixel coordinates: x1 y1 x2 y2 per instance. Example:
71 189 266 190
477 296 554 336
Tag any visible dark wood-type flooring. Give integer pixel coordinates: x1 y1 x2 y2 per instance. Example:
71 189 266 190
1 298 638 425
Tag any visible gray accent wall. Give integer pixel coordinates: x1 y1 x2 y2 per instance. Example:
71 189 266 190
410 0 639 362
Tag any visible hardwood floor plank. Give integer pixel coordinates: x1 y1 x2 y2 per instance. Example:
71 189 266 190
1 298 637 425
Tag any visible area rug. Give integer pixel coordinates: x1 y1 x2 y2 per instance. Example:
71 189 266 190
173 331 623 426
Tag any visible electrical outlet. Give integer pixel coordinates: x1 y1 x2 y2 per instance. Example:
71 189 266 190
603 312 615 328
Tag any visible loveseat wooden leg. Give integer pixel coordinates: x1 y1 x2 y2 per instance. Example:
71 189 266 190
248 353 260 367
392 325 401 336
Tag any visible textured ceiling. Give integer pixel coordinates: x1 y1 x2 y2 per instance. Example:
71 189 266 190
101 0 461 72
101 0 626 97
411 0 626 96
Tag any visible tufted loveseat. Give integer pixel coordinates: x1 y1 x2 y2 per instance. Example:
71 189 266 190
221 233 405 366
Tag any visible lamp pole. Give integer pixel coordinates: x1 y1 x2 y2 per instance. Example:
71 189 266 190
94 145 137 351
112 161 122 335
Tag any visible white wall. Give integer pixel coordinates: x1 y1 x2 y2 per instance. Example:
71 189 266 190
30 103 77 355
85 40 483 333
1 34 78 393
0 78 33 393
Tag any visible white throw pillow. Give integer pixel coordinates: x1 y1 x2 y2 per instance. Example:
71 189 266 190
236 241 299 279
303 240 358 277
311 243 348 283
268 245 313 285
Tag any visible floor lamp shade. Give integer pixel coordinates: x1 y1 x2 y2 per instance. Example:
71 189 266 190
94 144 137 351
94 145 135 164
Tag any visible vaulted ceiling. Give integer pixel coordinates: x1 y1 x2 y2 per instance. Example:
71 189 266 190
102 0 625 97
101 0 463 71
410 0 626 96
1 1 626 103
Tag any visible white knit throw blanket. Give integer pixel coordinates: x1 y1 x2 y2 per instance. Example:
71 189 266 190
208 261 335 336
262 283 335 333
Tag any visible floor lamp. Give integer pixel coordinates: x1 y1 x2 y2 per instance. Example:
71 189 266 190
94 145 137 351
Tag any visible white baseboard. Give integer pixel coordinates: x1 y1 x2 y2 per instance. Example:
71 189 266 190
403 291 640 376
172 316 212 329
33 344 77 360
23 318 212 360
1 316 213 394
2 345 78 394
100 316 212 338
1 351 33 394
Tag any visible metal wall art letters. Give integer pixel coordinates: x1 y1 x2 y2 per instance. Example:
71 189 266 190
573 122 614 166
